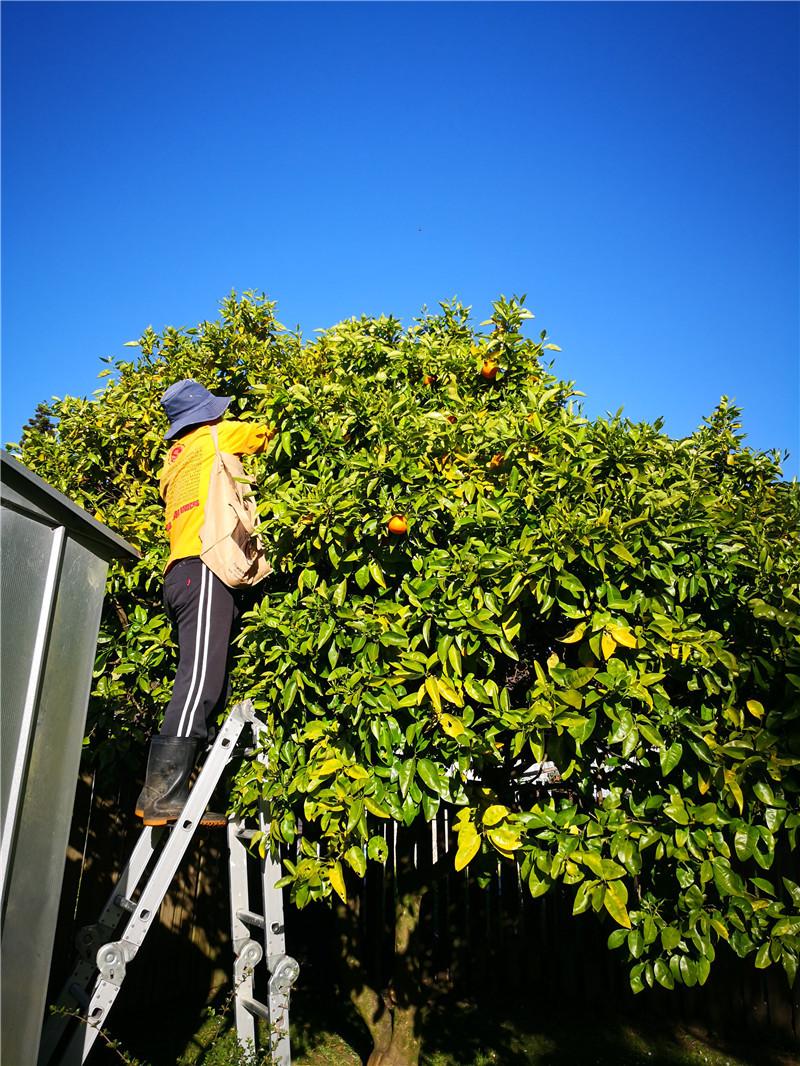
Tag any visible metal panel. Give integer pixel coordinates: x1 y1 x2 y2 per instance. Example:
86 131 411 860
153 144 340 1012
1 536 109 1066
0 509 55 833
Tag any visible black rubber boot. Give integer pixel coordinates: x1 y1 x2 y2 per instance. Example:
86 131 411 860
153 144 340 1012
137 737 226 827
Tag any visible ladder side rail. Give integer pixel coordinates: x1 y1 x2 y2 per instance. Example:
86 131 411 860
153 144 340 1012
53 702 255 1066
96 702 250 957
228 819 261 1052
38 825 160 1063
37 826 164 1066
253 719 298 1066
261 840 295 1066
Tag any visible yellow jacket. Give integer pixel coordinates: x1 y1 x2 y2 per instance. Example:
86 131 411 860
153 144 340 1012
159 421 271 568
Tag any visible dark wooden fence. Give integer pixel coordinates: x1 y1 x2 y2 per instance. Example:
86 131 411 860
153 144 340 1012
47 774 799 1064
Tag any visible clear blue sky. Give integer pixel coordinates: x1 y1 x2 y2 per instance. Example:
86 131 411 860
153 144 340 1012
3 2 798 475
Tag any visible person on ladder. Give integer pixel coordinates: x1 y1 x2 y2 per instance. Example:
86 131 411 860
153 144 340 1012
136 379 274 827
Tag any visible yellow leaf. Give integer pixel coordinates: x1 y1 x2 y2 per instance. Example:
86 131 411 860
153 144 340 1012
316 757 342 776
482 805 508 827
724 770 744 814
364 797 390 819
601 632 617 659
697 774 711 796
746 699 765 719
440 714 465 738
710 918 729 941
437 676 464 707
608 624 637 649
487 827 521 853
329 861 347 903
603 880 631 928
454 830 481 872
344 765 370 780
425 675 442 713
559 623 587 644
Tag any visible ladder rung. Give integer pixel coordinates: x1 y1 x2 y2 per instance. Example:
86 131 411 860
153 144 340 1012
236 908 265 929
114 895 136 913
234 826 257 841
240 997 270 1021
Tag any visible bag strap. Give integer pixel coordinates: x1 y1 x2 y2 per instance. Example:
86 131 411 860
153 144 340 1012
209 423 222 457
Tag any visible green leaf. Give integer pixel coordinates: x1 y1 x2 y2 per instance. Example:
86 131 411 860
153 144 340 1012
368 835 389 863
679 955 697 987
629 963 645 994
317 619 336 647
664 800 689 825
607 928 628 949
558 688 583 710
417 758 449 799
282 676 298 711
345 846 367 877
600 859 627 881
754 942 771 969
398 759 416 799
661 927 682 951
628 929 645 958
773 916 800 937
735 826 757 861
653 958 675 989
557 572 585 595
573 881 592 915
660 742 683 777
692 802 717 825
610 543 637 567
368 558 387 588
579 851 605 878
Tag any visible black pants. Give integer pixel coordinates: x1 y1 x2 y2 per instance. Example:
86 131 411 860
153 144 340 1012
159 558 240 740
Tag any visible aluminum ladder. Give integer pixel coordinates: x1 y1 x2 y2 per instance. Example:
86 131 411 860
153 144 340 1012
38 699 300 1066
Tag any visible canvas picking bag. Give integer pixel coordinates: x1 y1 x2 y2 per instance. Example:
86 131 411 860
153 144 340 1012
199 424 272 589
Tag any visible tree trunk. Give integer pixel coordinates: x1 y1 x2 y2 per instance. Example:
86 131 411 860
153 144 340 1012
335 822 438 1066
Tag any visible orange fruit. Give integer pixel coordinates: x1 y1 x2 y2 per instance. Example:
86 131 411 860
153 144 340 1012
488 453 505 469
423 374 436 385
388 514 408 534
481 361 498 381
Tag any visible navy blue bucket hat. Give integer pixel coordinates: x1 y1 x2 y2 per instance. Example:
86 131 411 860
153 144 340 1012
161 379 231 440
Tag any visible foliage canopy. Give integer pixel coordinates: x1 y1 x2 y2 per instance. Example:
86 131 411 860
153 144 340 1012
15 291 800 999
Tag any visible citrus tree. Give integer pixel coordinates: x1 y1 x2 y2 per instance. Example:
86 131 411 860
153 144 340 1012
13 292 800 1066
